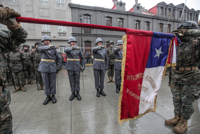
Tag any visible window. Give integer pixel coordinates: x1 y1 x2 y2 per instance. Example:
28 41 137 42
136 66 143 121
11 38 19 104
190 13 192 20
84 14 91 33
57 0 65 7
135 20 140 30
165 8 167 16
9 0 19 2
85 41 91 54
145 21 150 31
118 18 123 27
41 25 51 36
160 7 164 15
187 12 189 20
59 47 64 53
40 0 49 6
159 23 163 32
196 14 198 21
168 8 171 18
180 11 182 18
167 24 171 33
172 9 175 17
106 17 112 26
58 26 66 36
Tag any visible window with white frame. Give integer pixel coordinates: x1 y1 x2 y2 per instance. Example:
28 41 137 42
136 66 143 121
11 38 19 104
57 0 65 7
167 24 171 33
40 0 49 6
41 25 51 36
59 47 65 53
118 18 123 27
159 23 163 32
9 0 19 2
58 26 67 36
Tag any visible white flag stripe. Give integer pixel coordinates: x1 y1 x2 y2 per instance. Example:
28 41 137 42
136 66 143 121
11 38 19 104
139 66 165 115
172 40 177 64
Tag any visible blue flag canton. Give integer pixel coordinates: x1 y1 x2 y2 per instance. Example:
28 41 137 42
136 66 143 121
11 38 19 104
146 32 174 68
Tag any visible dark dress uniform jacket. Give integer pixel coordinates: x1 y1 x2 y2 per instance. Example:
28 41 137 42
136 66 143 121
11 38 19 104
113 48 123 70
38 44 62 73
92 47 109 70
64 47 85 71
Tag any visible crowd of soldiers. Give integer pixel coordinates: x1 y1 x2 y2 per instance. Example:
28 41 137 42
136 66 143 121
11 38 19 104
3 42 45 93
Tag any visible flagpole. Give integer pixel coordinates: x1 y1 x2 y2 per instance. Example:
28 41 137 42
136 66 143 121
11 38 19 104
180 0 187 20
16 17 127 32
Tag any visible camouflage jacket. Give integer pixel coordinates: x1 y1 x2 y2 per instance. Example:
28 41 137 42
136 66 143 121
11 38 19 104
0 89 12 134
8 50 24 72
107 47 115 65
32 49 41 70
0 27 27 83
22 50 34 69
171 29 200 86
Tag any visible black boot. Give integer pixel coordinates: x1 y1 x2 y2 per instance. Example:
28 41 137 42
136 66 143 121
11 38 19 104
116 85 119 93
100 89 106 96
96 89 100 97
76 91 82 100
69 92 76 101
43 95 52 105
52 95 57 104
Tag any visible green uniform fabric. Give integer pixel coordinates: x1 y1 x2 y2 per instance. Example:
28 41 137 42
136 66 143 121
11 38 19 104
107 47 115 77
0 89 12 134
170 29 200 120
32 49 43 85
12 71 24 87
22 50 34 80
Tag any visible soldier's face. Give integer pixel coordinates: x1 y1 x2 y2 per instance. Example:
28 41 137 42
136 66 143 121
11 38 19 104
97 42 102 46
119 44 123 48
70 41 76 46
43 40 50 45
24 47 28 50
36 45 39 48
110 44 114 47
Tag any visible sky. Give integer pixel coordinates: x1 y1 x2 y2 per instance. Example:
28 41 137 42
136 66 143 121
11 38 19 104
71 0 200 13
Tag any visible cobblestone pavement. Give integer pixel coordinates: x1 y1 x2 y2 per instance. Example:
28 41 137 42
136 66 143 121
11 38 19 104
7 66 200 134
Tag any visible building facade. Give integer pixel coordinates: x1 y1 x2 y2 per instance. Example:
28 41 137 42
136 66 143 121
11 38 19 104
0 0 72 53
70 0 200 53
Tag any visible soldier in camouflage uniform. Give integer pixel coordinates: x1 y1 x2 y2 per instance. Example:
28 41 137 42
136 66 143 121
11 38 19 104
0 5 27 134
33 42 44 90
8 48 26 93
106 40 115 83
22 44 34 85
165 21 200 134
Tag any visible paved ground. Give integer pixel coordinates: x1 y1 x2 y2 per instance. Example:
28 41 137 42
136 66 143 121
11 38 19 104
7 66 200 134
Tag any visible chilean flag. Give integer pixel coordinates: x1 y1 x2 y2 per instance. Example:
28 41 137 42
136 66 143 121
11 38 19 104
118 29 176 125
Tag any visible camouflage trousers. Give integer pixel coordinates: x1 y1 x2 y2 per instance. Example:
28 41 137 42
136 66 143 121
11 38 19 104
0 110 12 134
35 71 43 84
12 71 24 87
171 85 200 120
7 72 13 83
24 68 34 79
107 65 114 77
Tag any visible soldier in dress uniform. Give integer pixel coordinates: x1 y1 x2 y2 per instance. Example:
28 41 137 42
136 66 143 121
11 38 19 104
113 40 123 93
22 44 34 85
64 37 85 101
92 38 109 97
0 5 27 134
107 40 115 83
38 35 62 105
33 41 44 90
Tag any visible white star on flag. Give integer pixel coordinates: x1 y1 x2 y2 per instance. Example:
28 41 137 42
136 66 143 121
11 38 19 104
154 46 163 59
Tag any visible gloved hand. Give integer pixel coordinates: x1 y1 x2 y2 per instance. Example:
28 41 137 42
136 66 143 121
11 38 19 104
0 5 21 30
49 45 55 49
72 46 79 50
81 66 85 72
56 68 61 73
